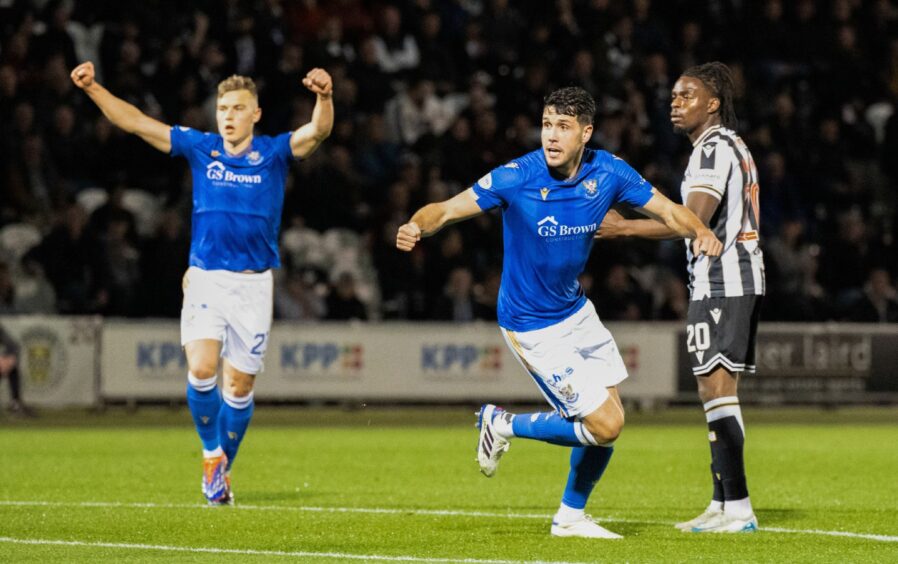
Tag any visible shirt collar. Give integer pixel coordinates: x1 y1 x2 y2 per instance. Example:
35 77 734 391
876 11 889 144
692 125 722 147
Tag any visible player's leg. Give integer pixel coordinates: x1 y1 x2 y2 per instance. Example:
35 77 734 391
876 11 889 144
683 295 760 533
185 339 224 455
489 384 622 447
689 367 757 532
479 302 626 538
477 325 605 478
218 360 256 470
215 270 272 485
485 304 626 448
184 339 231 505
181 267 230 504
549 388 623 539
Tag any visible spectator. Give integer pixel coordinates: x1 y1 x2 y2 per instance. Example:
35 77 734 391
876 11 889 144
139 208 189 318
370 5 419 77
31 202 101 314
432 266 479 321
595 264 652 321
14 251 56 314
275 270 327 321
384 77 466 146
326 271 368 321
0 323 36 417
843 268 898 322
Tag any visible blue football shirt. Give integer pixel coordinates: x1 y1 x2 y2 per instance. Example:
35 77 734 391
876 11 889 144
170 126 294 271
472 148 654 331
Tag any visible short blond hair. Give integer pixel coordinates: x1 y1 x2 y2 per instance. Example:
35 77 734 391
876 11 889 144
217 75 258 99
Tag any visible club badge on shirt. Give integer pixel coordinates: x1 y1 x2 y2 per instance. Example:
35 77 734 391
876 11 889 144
582 179 598 198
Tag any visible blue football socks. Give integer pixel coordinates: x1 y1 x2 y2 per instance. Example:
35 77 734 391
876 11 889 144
561 446 614 509
218 391 255 468
186 372 222 454
511 411 596 447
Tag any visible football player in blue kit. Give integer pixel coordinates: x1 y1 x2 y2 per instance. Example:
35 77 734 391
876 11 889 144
397 87 722 538
71 61 333 505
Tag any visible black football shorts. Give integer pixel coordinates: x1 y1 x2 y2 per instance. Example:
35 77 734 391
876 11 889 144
686 295 762 376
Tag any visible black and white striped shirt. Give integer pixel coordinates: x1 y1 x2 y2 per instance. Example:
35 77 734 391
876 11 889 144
681 125 765 300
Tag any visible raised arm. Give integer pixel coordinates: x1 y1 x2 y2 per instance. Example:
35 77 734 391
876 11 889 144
396 188 484 251
70 62 171 153
290 68 334 159
600 189 722 256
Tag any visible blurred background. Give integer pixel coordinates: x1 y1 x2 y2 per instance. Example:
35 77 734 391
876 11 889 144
0 0 897 411
2 0 897 323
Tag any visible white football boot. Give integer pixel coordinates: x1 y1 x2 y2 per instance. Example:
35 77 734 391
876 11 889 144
691 512 758 533
675 507 723 531
475 404 510 477
551 515 623 539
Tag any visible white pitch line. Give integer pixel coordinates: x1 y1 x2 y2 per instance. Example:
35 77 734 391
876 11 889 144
0 537 585 564
2 500 896 543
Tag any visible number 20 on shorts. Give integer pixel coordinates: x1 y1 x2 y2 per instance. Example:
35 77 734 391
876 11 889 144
686 322 710 353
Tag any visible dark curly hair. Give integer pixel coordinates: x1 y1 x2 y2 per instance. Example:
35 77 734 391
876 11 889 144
543 87 596 126
681 62 738 129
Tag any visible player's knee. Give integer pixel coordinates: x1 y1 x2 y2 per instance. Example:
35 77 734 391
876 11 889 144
696 369 739 403
189 363 218 381
223 374 255 397
583 410 624 444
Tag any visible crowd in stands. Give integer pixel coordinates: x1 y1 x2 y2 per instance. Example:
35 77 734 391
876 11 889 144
1 0 897 323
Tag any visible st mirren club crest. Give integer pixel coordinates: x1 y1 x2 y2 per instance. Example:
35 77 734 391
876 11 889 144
20 326 67 393
582 179 598 198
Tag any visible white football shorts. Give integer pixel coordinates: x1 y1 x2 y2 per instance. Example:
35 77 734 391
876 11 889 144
500 300 628 419
181 266 273 374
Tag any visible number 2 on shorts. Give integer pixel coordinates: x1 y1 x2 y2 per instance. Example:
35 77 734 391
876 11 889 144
251 332 268 355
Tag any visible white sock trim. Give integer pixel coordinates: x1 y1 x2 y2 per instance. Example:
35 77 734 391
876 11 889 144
554 502 586 524
222 390 254 409
703 396 739 412
704 396 744 433
492 412 514 439
203 446 224 458
188 372 217 392
573 422 598 446
724 496 753 518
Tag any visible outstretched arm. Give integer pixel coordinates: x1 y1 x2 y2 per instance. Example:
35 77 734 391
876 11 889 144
396 189 484 251
599 189 722 256
598 191 720 239
70 62 172 153
290 68 334 159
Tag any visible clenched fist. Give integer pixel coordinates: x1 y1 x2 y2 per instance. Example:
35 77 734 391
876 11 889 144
70 62 96 89
396 222 422 252
302 68 333 98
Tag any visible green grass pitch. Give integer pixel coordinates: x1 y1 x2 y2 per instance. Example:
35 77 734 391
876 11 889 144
2 407 897 563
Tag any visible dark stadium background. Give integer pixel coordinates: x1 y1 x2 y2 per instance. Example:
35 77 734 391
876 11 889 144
0 0 896 324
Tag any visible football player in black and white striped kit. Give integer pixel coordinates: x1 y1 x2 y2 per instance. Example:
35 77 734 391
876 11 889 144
597 62 763 533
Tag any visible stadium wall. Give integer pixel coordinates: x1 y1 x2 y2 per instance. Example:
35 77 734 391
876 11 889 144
2 316 896 406
0 316 100 407
100 321 679 404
